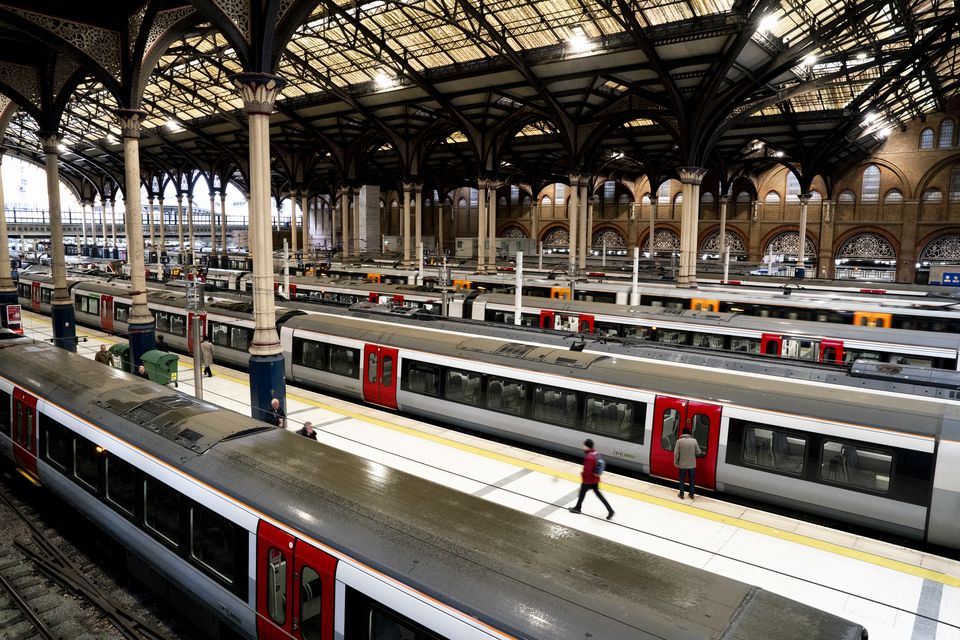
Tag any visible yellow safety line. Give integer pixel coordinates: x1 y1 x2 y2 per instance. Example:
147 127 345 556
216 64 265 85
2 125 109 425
40 316 960 587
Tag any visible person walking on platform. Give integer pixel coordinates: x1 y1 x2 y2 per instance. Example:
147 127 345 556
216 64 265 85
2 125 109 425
569 439 614 520
674 427 702 500
296 421 317 440
154 334 170 352
269 398 286 429
94 344 112 365
199 336 214 377
136 364 150 379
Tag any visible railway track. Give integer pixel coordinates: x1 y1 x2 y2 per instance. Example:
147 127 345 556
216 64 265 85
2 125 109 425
0 469 198 640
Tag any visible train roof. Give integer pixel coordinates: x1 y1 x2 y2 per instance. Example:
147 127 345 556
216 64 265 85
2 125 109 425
477 294 960 350
0 339 864 639
284 313 951 437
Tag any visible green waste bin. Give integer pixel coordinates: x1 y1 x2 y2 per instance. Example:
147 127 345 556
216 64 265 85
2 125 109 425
108 343 132 373
141 350 179 387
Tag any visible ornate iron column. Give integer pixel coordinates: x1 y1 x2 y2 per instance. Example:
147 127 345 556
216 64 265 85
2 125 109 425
414 183 423 261
117 110 156 364
797 192 810 278
220 190 229 265
677 167 707 288
41 133 76 351
0 148 15 328
402 182 412 263
232 72 287 423
567 175 579 275
477 179 487 270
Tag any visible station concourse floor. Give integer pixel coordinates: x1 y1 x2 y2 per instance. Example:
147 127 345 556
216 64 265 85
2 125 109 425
17 310 960 640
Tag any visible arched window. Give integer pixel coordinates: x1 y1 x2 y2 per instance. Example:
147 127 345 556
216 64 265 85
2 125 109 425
658 181 671 204
673 192 683 205
923 188 943 203
950 166 960 202
940 120 954 148
603 181 616 203
390 199 398 209
838 189 856 203
555 183 566 205
736 191 750 203
618 193 631 204
457 197 466 208
861 165 880 203
765 191 780 203
468 188 478 206
786 173 801 201
809 190 822 201
701 192 714 203
521 195 531 206
641 194 651 205
920 128 935 149
510 185 520 204
541 196 552 207
497 196 507 206
884 189 903 204
424 199 432 207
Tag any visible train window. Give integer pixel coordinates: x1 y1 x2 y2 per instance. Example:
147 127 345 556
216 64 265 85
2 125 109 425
154 311 171 333
143 477 181 549
691 333 724 350
660 409 680 451
329 345 359 378
42 416 71 471
230 327 252 351
657 329 688 345
74 295 99 315
266 548 287 624
403 361 440 396
486 377 527 415
169 314 186 337
189 505 235 584
741 426 806 474
41 289 52 304
0 389 9 437
844 349 881 363
114 303 130 324
690 414 710 456
300 566 323 640
730 337 760 354
367 351 378 383
73 438 100 491
105 455 136 518
294 339 328 369
209 322 230 348
819 441 892 492
891 355 934 368
369 607 445 640
584 396 642 442
532 385 577 427
382 356 394 387
445 370 481 406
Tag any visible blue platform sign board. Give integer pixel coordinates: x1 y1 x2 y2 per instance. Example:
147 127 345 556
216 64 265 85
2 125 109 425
942 272 960 286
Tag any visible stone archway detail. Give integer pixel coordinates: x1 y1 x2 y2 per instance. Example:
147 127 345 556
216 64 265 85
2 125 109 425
502 225 527 239
591 227 625 248
919 234 960 261
653 228 680 251
836 232 896 259
764 231 815 257
700 230 745 254
541 227 569 247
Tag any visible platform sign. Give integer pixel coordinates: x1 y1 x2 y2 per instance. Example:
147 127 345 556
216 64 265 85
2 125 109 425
942 272 960 286
6 304 21 325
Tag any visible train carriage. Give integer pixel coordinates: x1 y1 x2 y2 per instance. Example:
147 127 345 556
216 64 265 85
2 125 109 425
0 335 866 640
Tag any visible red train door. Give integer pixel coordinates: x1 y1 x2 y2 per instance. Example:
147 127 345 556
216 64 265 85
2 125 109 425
539 310 556 329
100 295 114 333
578 314 595 333
187 312 206 354
760 333 782 356
649 396 721 490
256 521 337 640
362 344 399 409
819 339 844 364
288 284 298 298
31 281 41 312
12 389 38 479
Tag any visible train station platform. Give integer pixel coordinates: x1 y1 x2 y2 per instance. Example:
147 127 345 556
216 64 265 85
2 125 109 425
17 309 960 640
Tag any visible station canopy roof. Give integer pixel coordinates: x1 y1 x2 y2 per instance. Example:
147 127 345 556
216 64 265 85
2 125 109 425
0 0 956 193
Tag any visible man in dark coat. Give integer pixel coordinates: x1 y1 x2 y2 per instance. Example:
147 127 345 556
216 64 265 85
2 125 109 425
269 398 286 428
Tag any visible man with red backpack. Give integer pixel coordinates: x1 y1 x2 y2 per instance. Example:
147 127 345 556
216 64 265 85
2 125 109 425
568 438 614 520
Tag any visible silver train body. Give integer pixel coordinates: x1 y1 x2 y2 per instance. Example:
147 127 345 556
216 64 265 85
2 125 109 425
17 275 960 549
0 335 866 640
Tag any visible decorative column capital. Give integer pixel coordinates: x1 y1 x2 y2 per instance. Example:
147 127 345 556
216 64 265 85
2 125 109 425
797 193 812 204
477 177 489 190
39 132 61 155
116 109 146 139
677 167 708 185
231 73 286 116
402 181 414 193
718 195 730 204
413 182 423 194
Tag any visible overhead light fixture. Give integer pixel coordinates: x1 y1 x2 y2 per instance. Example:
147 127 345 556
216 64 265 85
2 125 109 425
568 25 592 54
801 54 817 68
863 111 879 125
774 150 784 157
757 15 777 34
165 119 182 132
57 143 68 153
374 67 394 90
876 128 891 139
856 52 868 61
